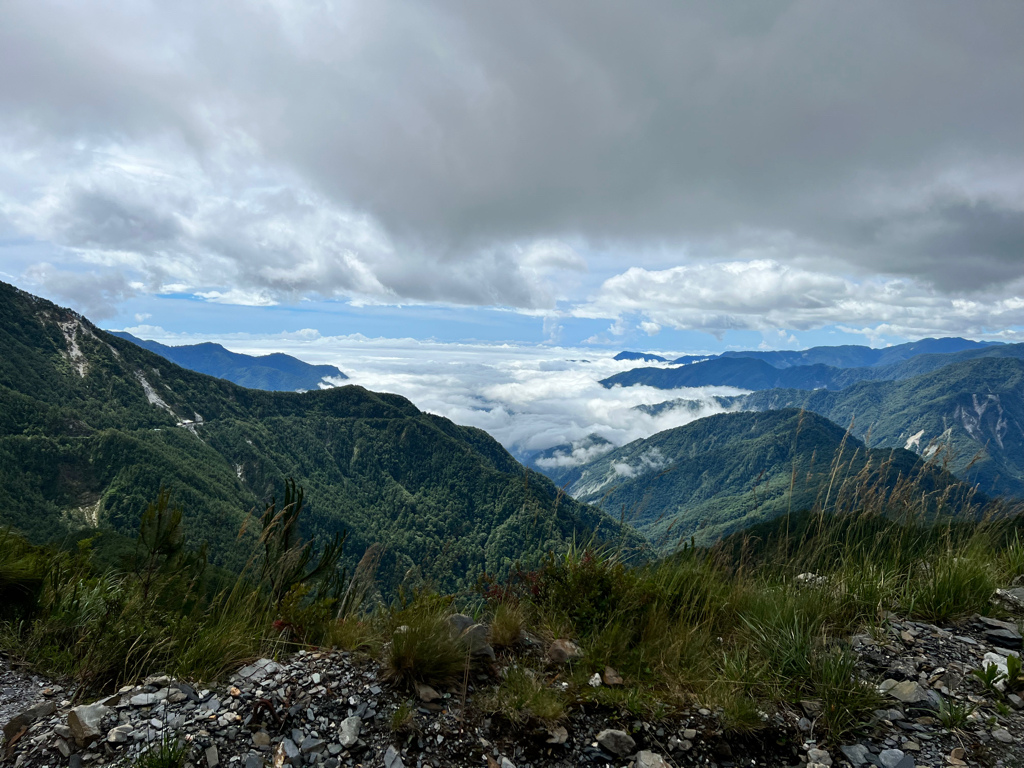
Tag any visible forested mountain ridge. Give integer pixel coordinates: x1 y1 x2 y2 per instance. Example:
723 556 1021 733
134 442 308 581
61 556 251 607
601 341 1023 391
737 357 1024 498
0 281 645 591
111 332 347 391
559 409 978 551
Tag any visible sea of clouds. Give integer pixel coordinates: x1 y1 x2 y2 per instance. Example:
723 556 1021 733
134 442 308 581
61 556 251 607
123 327 745 467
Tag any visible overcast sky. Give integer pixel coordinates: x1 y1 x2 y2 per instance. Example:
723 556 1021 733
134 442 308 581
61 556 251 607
1 0 1022 350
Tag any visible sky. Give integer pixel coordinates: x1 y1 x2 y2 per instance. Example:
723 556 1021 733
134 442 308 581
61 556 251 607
0 0 1021 352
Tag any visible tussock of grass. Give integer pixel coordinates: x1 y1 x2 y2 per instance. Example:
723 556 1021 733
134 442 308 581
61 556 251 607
383 596 466 689
488 602 524 648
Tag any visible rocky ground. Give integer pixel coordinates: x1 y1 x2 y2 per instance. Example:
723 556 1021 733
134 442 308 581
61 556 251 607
3 592 1024 768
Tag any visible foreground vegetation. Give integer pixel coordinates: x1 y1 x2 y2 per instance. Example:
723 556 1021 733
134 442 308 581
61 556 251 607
3 468 1023 745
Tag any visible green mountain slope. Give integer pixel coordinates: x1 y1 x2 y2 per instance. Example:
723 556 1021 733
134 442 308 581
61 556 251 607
0 281 644 591
111 332 347 391
738 357 1024 498
559 410 974 551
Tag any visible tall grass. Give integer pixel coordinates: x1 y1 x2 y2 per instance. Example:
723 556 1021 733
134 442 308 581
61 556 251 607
0 481 366 693
481 437 1023 740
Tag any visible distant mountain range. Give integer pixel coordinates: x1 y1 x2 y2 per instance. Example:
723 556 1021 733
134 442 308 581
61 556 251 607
0 281 643 591
556 409 979 550
601 339 1019 391
111 332 346 392
619 337 1001 370
613 351 669 362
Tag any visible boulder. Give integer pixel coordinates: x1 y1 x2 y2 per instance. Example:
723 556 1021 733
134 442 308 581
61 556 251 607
546 726 568 744
602 666 623 686
459 623 495 660
885 680 940 711
67 702 112 745
547 639 583 665
447 614 475 637
877 749 914 768
414 682 442 703
839 744 873 767
806 747 832 766
384 745 405 768
338 716 361 748
3 701 57 743
635 751 669 768
596 728 635 757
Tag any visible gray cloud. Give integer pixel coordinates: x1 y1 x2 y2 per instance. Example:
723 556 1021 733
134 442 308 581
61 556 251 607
0 0 1021 317
24 263 138 320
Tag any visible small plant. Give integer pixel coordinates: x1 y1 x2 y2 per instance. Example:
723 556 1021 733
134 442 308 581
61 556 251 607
1005 653 1023 692
390 701 417 734
134 736 189 768
971 662 1007 696
902 547 997 622
811 646 883 740
936 696 976 731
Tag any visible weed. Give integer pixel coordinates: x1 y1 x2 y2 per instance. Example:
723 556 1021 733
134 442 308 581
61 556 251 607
936 696 976 731
488 603 524 648
1006 654 1023 692
971 663 1007 696
390 701 417 734
134 736 189 768
811 646 882 739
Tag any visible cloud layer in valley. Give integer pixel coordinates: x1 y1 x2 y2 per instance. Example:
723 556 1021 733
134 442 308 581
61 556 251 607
1 1 1021 341
120 326 741 462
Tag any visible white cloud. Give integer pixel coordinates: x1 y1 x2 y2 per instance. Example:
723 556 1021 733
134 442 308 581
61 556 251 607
578 260 1024 341
115 328 743 459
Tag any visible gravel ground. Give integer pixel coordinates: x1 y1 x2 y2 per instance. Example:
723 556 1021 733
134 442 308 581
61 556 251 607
0 656 60 730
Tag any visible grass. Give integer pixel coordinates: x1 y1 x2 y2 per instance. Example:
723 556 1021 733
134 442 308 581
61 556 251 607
382 595 467 689
937 696 976 731
2 444 1023 746
488 602 525 648
477 666 565 725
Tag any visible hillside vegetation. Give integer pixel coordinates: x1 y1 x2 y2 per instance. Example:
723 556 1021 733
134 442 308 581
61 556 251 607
0 281 644 593
738 357 1024 499
558 410 980 550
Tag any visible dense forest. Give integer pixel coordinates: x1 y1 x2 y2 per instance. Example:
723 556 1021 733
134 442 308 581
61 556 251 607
0 281 646 593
